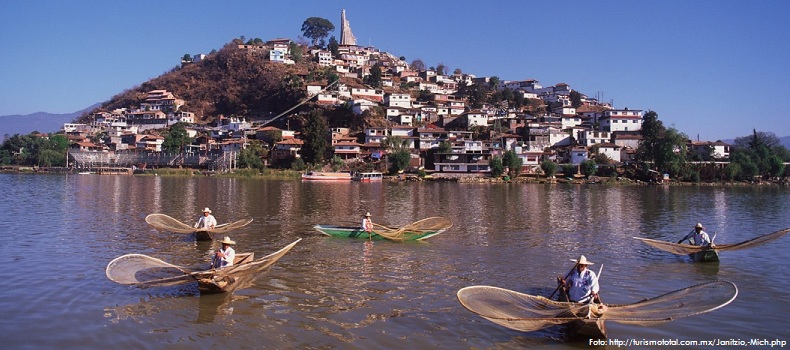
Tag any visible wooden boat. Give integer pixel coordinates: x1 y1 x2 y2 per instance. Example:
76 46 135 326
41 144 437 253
634 228 790 262
457 280 737 339
352 171 383 182
145 213 253 241
301 171 352 181
106 239 301 295
313 224 446 241
691 250 719 262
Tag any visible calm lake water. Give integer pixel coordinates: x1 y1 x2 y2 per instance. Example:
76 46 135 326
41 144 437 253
1 173 789 349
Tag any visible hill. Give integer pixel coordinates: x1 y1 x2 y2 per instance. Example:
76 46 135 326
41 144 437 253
85 40 311 124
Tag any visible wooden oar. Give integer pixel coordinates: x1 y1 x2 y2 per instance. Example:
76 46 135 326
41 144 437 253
592 263 604 305
549 262 578 300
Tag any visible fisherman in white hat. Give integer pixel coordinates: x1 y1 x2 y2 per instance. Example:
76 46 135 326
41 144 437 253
212 236 236 268
678 223 712 246
558 255 600 303
361 211 373 233
194 207 217 230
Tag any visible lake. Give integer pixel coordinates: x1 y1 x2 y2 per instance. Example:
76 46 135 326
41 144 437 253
1 173 788 349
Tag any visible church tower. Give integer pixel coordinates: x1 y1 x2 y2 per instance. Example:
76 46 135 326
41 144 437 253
340 9 357 46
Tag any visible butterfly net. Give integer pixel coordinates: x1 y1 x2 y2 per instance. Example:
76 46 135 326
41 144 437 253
372 217 453 241
457 280 737 332
145 213 253 234
105 254 194 286
636 228 790 255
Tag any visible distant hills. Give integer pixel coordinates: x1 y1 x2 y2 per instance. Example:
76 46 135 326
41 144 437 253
0 103 101 138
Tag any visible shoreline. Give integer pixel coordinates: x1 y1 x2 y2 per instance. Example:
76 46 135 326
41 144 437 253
2 166 787 187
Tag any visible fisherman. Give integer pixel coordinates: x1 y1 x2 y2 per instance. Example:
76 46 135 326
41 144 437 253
361 212 373 233
194 207 217 230
558 255 600 304
212 236 236 268
678 223 712 246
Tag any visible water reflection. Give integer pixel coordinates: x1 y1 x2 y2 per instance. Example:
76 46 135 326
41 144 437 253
3 174 790 349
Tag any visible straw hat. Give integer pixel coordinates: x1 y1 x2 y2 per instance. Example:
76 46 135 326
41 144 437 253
203 207 212 213
218 236 235 245
695 223 704 229
364 212 371 217
570 255 594 265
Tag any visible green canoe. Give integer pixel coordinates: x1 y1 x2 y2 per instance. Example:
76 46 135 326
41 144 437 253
313 224 445 241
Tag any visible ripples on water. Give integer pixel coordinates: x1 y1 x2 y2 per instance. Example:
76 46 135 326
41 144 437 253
1 174 789 349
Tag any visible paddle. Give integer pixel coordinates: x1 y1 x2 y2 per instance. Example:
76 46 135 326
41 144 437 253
549 262 578 300
592 263 604 305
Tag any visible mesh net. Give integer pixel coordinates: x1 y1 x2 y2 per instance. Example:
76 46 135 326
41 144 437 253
457 280 737 332
105 254 195 286
145 213 253 234
635 228 790 255
106 239 301 291
372 217 453 241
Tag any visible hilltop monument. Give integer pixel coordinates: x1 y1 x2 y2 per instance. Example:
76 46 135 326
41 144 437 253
340 9 356 46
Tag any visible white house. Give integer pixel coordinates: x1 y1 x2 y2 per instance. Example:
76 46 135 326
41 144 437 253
594 142 622 163
577 130 612 147
463 110 488 129
599 109 643 132
385 93 412 108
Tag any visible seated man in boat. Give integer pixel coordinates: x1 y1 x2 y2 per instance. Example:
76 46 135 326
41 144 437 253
558 255 600 304
678 223 712 246
212 236 236 268
361 212 373 234
194 207 217 230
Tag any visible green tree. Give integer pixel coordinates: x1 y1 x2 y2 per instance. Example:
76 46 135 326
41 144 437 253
301 109 329 164
541 160 558 178
162 122 192 153
301 17 335 47
489 156 504 177
638 110 663 165
582 160 597 177
502 150 522 177
365 63 382 87
328 36 339 56
238 142 266 170
730 129 790 179
724 163 741 181
383 136 412 174
435 63 446 76
331 155 344 171
569 90 583 108
411 59 426 71
438 141 453 153
289 42 303 63
291 157 307 170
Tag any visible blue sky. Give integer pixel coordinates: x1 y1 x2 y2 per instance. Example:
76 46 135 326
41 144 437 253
1 0 789 140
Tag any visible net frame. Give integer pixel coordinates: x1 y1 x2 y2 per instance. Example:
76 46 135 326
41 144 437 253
457 280 737 332
634 228 790 255
145 213 253 234
371 217 453 241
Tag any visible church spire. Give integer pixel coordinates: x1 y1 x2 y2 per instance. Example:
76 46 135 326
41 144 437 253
340 9 357 46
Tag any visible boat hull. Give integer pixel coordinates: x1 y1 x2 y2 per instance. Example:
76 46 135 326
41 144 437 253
195 230 213 241
313 225 443 241
569 318 607 339
301 171 352 181
691 250 719 262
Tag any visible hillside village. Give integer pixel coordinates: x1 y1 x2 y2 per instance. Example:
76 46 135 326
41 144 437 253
13 10 742 178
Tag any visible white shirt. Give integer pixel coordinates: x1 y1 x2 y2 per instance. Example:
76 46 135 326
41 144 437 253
195 214 217 229
567 268 599 303
214 246 235 268
680 230 711 246
361 217 373 232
